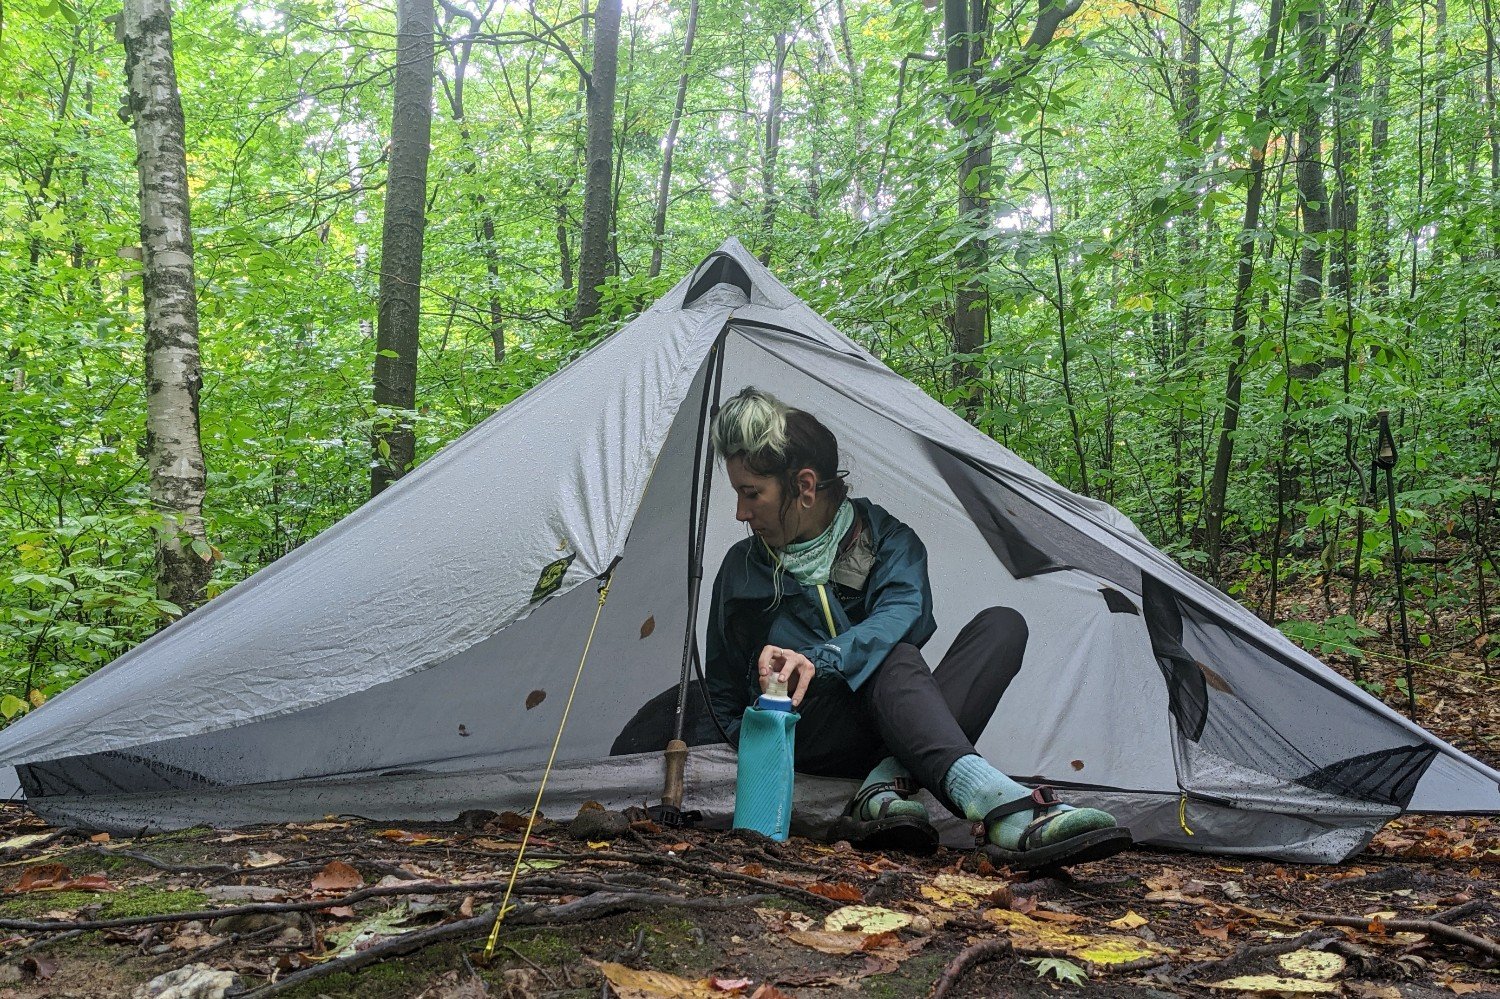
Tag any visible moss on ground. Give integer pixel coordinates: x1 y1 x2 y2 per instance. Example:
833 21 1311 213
502 930 581 965
0 886 209 919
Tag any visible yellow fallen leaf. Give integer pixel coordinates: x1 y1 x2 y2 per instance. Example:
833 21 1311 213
983 909 1174 965
587 840 612 849
918 872 1011 910
1277 950 1345 981
591 961 723 999
1107 910 1148 930
822 905 913 934
1205 975 1336 993
0 833 51 850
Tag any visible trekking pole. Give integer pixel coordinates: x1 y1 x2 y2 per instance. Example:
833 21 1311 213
1374 410 1415 720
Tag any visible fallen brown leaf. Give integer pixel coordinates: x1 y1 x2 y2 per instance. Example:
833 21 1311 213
311 859 363 892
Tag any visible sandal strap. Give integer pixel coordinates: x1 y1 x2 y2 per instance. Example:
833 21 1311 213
977 786 1061 846
848 777 919 820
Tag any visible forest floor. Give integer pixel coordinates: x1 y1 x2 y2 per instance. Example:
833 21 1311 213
0 576 1497 998
0 804 1492 998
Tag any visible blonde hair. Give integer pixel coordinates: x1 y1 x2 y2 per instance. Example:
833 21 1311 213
711 387 789 461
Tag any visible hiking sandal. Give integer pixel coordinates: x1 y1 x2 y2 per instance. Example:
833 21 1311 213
827 778 940 855
979 785 1132 871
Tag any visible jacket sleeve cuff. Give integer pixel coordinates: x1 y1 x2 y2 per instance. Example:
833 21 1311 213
809 642 844 676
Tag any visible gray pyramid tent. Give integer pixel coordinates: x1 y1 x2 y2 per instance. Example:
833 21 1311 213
1 238 1496 863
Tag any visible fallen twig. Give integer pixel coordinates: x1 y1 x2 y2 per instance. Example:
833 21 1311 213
929 937 1014 999
1298 911 1500 961
0 878 516 933
233 890 775 998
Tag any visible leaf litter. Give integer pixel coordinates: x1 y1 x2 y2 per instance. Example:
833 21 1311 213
0 803 1491 997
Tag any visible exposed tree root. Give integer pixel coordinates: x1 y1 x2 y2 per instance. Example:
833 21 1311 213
929 937 1014 999
1298 911 1500 961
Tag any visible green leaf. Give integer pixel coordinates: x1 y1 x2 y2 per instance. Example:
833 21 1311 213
1024 957 1088 985
0 695 28 721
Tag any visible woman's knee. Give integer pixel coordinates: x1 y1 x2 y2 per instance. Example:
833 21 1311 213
967 606 1028 643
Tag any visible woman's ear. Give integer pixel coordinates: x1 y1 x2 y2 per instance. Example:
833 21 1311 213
794 468 818 508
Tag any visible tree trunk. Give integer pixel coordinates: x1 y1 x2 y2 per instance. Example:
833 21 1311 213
121 0 211 611
1203 0 1287 579
648 0 698 279
1367 0 1394 299
371 0 434 496
572 0 621 330
758 33 788 267
1294 0 1328 309
944 0 1080 422
1174 0 1202 534
1331 0 1361 467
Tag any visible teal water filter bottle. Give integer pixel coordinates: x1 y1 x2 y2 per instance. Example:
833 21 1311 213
732 677 798 840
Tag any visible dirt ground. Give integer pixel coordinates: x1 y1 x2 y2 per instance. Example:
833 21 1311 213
0 804 1493 998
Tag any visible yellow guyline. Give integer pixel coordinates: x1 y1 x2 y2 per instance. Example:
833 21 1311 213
483 571 614 961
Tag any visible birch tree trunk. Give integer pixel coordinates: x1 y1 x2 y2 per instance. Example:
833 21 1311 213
572 0 621 330
120 0 211 611
371 0 434 497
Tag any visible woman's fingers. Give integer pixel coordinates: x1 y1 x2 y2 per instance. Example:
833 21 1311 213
789 657 815 708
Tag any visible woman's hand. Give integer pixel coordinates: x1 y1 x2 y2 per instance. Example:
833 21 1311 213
757 645 816 708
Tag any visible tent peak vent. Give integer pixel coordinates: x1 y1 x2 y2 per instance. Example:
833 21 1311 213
684 253 751 309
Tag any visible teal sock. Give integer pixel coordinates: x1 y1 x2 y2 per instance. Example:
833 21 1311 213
940 754 1115 850
854 757 928 822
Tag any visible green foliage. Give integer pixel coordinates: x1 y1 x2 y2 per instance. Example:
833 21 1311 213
0 0 1497 711
1023 956 1089 985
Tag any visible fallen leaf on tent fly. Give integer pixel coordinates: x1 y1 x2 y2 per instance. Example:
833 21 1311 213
590 961 724 999
1107 910 1148 930
525 689 546 710
15 863 70 891
805 882 862 903
245 850 288 868
311 860 364 891
640 616 656 639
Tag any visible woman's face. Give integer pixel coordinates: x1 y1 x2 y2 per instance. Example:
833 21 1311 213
727 455 805 548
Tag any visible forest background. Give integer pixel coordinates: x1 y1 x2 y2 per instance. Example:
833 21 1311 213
2 0 1498 752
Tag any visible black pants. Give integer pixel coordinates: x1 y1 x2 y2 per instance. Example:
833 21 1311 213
793 606 1028 812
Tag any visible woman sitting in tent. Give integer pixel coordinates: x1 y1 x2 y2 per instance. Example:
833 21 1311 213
703 387 1132 868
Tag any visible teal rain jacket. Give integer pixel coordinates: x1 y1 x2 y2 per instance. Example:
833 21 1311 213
703 498 937 740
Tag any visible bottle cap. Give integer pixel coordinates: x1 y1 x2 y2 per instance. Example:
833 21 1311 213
765 675 788 698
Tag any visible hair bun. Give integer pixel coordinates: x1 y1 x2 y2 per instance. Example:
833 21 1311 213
712 387 789 460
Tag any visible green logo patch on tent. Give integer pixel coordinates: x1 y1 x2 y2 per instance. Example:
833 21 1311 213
531 552 575 603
